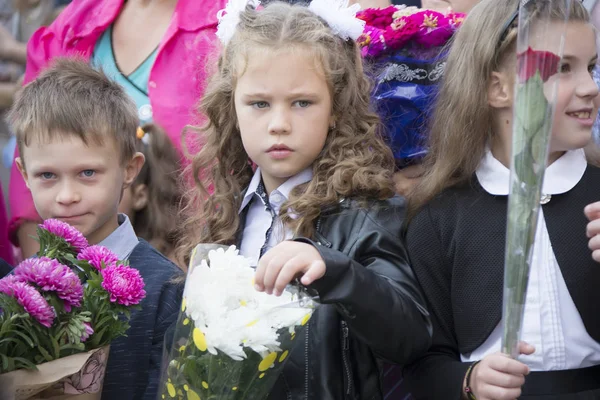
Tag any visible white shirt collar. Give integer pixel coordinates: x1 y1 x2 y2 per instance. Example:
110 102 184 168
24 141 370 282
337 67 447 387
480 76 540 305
476 148 587 196
239 167 314 213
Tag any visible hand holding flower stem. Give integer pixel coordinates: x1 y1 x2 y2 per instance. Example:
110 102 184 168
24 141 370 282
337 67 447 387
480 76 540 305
255 241 326 296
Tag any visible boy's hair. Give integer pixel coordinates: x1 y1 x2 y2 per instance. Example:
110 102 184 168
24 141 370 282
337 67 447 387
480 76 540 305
132 123 183 260
177 2 395 265
408 0 589 218
9 57 138 167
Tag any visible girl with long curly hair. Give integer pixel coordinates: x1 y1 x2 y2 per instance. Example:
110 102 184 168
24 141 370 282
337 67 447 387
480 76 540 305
177 1 431 398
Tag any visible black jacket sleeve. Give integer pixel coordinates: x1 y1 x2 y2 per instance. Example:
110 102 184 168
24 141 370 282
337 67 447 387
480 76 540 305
402 205 472 400
297 197 432 365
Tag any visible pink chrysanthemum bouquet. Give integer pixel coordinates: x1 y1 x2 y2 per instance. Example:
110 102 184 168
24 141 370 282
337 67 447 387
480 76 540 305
0 219 145 399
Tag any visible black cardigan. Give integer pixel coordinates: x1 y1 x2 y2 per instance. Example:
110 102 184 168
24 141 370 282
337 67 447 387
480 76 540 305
403 165 600 400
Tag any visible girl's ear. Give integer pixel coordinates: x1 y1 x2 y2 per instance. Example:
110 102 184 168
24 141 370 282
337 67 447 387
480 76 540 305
132 184 149 211
123 152 145 189
488 70 514 109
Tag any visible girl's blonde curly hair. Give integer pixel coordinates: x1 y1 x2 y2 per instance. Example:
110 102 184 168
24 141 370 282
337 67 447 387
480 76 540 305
177 1 395 266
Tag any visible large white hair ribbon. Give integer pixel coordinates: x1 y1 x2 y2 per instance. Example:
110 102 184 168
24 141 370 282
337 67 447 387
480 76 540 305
308 0 366 41
216 0 261 45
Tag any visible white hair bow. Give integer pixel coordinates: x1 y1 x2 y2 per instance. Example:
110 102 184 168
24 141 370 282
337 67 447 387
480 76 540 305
308 0 365 41
216 0 261 45
215 0 365 45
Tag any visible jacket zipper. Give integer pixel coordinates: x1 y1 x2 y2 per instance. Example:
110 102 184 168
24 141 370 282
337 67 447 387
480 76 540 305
285 377 292 400
304 322 310 399
341 320 353 396
314 217 332 248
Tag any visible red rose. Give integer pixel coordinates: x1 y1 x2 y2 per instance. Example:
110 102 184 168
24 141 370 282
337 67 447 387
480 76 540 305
517 47 561 83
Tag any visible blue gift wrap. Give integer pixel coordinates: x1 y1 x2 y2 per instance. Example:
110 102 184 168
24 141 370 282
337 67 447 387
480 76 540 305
372 46 447 167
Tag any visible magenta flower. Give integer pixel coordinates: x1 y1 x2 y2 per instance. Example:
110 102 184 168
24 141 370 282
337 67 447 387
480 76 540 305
357 7 465 59
413 12 454 48
0 276 55 327
101 265 146 306
40 219 88 252
358 26 387 58
80 322 94 342
77 246 119 270
14 257 83 312
357 5 397 28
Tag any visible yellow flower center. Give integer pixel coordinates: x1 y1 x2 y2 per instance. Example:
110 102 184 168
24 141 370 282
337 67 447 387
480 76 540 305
245 319 259 327
357 34 371 47
167 383 176 398
258 352 278 372
187 389 201 400
279 350 290 363
423 14 438 29
193 328 207 351
301 313 311 326
391 18 407 31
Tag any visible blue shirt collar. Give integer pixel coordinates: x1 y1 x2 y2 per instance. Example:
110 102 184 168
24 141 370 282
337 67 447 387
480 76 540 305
98 214 139 260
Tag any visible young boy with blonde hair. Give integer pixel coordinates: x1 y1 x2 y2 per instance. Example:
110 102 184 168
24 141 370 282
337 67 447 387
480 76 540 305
9 58 182 400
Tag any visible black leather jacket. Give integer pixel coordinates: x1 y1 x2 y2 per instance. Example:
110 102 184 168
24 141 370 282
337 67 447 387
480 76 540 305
266 196 432 400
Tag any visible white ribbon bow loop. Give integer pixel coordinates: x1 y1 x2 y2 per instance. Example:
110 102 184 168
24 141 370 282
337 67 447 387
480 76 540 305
216 0 261 45
308 0 365 41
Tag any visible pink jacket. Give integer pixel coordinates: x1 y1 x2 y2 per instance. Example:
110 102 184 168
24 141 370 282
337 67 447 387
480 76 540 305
9 0 225 242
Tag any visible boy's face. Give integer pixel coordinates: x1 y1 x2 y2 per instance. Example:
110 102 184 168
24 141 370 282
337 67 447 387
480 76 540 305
16 135 144 245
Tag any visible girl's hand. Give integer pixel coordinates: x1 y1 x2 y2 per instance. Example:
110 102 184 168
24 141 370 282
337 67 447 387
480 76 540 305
255 241 326 296
585 202 600 262
467 342 534 400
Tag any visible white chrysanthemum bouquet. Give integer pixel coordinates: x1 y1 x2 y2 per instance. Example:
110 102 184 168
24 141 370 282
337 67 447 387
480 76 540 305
159 245 317 400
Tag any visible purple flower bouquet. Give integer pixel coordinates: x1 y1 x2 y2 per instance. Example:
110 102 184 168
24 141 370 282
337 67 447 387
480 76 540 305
0 219 146 399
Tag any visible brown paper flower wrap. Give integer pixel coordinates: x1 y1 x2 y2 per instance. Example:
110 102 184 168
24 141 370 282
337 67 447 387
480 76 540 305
0 345 109 400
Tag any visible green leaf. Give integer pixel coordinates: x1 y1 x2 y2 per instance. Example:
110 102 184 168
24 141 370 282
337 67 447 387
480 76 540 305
59 343 85 353
37 345 53 362
1 353 9 371
50 336 60 359
0 337 25 348
531 120 551 166
12 357 37 370
513 72 548 153
11 329 36 348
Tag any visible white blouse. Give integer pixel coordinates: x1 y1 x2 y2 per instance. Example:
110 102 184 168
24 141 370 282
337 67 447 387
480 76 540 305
461 149 600 371
238 168 313 266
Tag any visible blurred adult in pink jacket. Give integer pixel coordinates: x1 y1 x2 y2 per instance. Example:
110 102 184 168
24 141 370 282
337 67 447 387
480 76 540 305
9 0 225 257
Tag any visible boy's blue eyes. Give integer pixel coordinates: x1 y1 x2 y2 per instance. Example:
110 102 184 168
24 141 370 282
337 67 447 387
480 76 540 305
38 170 95 179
